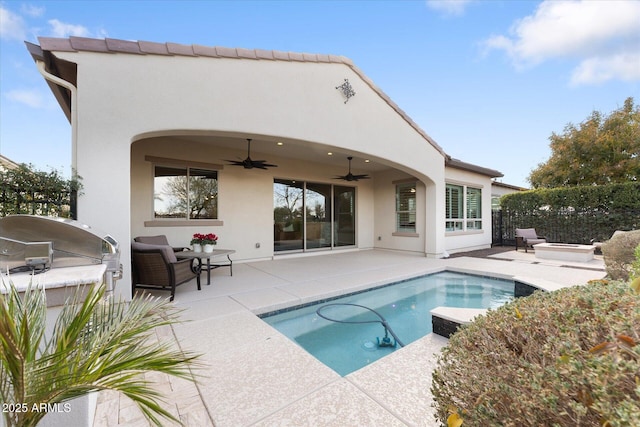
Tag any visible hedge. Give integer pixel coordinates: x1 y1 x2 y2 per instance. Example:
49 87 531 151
499 182 640 244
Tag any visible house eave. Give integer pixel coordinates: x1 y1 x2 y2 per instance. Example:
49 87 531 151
25 40 76 124
446 156 503 178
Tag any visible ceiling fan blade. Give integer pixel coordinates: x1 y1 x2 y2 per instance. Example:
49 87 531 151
225 160 246 166
335 174 365 181
334 156 369 181
225 138 278 168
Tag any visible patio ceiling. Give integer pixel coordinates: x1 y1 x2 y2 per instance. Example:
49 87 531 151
162 134 394 173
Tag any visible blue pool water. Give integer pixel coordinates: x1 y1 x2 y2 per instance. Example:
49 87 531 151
262 271 513 376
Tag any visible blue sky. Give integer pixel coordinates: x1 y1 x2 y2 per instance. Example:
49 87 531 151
1 0 639 188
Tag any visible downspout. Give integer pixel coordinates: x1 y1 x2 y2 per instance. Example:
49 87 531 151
35 59 79 218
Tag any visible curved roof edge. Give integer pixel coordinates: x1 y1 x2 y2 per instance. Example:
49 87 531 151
30 36 447 157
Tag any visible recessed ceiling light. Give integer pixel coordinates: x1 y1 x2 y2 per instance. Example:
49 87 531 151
364 159 370 163
327 152 333 156
276 142 283 146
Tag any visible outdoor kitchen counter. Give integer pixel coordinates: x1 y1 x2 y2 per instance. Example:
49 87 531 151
1 264 107 306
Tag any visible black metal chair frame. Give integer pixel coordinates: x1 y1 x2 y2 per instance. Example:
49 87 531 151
131 246 200 301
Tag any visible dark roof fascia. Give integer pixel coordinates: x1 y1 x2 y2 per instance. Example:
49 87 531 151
33 37 447 157
25 41 74 123
25 40 45 61
492 181 529 191
446 156 503 178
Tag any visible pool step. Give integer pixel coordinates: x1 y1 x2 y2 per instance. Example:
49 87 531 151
430 307 487 338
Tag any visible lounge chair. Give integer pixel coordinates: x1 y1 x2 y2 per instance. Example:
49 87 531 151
515 228 547 253
131 241 200 301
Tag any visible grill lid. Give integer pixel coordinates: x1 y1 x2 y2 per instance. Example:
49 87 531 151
0 215 119 271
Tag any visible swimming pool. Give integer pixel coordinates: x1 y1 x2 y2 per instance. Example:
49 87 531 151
262 271 513 376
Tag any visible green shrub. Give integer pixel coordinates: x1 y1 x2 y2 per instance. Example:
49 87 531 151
0 163 82 218
631 244 640 280
602 230 640 280
431 280 640 427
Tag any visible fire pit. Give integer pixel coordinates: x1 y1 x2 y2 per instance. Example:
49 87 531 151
533 242 595 263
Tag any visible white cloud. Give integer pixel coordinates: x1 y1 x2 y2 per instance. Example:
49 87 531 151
571 52 640 86
2 5 101 41
48 18 90 38
21 4 45 18
6 89 46 109
426 0 473 16
0 6 27 40
482 0 640 84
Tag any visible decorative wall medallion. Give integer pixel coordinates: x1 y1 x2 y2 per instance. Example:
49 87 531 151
335 78 355 103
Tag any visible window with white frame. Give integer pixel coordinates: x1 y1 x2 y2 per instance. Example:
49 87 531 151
154 165 218 219
396 182 416 233
446 183 482 231
466 187 482 230
446 184 463 231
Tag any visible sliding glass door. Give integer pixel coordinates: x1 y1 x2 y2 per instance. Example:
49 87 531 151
273 179 304 251
334 186 356 247
274 180 356 252
306 183 332 249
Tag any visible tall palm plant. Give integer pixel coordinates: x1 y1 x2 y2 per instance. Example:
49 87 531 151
0 279 201 427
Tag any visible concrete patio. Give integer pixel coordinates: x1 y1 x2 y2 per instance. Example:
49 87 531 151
93 249 606 426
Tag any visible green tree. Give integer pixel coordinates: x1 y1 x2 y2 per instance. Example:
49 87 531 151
529 97 640 188
163 173 218 219
0 280 200 427
0 163 81 217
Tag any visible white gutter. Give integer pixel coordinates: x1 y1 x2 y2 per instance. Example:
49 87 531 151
35 60 78 176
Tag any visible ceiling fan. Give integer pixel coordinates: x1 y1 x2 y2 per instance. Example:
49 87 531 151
334 156 370 181
226 139 278 169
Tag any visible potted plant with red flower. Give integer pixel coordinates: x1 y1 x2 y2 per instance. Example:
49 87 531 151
201 233 218 253
190 233 205 252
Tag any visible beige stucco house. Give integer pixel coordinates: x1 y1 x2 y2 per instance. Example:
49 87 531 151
491 180 528 211
26 36 502 299
0 154 19 171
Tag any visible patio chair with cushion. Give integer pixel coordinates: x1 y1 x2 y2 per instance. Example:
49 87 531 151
515 228 547 253
133 235 188 252
131 241 200 301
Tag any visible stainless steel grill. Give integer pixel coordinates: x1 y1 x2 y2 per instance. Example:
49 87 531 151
0 215 122 291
